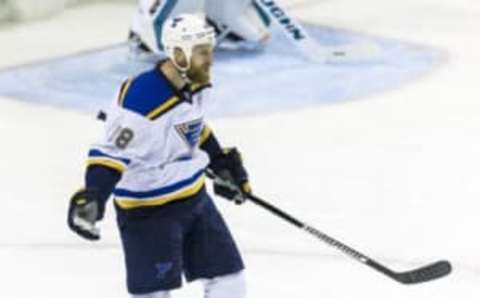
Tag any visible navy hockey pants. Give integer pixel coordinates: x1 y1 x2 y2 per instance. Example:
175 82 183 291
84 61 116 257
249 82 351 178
115 187 244 295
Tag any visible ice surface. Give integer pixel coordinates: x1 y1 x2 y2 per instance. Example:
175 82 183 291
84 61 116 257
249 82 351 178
0 25 441 117
0 1 479 297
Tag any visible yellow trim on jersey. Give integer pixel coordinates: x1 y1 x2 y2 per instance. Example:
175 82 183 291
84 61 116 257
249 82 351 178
146 96 180 120
114 174 205 209
118 78 134 107
199 125 212 145
191 82 211 93
87 158 127 173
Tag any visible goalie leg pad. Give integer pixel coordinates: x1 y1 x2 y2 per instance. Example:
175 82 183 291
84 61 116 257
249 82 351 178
207 0 270 43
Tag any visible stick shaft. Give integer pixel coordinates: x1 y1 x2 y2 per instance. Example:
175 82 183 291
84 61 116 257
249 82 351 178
245 193 452 284
254 0 326 62
206 169 451 284
247 193 371 264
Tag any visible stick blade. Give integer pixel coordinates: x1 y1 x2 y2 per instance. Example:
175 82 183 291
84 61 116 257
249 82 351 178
394 260 452 284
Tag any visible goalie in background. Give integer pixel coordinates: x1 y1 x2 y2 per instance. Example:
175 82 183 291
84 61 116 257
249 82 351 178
128 0 271 58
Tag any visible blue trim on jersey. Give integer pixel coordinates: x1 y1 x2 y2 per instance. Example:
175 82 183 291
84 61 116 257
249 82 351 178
113 169 204 199
121 68 177 117
88 149 131 165
153 0 179 50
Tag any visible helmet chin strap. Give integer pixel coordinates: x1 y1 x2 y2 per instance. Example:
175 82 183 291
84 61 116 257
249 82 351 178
180 71 191 84
172 57 190 73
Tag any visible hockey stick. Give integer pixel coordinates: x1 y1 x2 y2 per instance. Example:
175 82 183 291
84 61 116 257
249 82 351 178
207 170 452 284
254 0 379 63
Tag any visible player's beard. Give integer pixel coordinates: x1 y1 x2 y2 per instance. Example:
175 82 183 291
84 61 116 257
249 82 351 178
187 63 211 85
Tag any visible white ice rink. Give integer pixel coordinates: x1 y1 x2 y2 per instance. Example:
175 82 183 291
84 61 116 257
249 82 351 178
0 0 479 297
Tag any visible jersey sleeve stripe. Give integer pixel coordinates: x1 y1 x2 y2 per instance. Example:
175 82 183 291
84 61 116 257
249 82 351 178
87 159 127 173
146 95 181 120
88 149 131 165
198 125 212 145
118 78 134 107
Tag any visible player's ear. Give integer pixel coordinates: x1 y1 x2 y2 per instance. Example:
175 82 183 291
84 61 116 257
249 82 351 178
173 47 188 69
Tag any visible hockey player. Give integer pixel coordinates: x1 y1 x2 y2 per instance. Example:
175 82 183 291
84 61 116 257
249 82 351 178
129 0 271 56
67 14 251 298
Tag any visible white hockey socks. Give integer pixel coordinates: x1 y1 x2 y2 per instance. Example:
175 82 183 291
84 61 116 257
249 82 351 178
131 271 246 298
131 290 171 298
203 271 247 298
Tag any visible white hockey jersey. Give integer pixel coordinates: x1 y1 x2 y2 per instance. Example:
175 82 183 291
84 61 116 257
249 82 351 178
87 63 212 210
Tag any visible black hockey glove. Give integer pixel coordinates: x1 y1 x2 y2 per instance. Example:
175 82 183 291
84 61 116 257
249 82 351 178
67 189 106 241
209 148 251 204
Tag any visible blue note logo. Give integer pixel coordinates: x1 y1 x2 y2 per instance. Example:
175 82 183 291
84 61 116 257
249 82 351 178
155 262 173 280
175 118 204 149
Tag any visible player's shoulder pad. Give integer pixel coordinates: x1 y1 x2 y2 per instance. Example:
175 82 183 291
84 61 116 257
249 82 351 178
117 69 182 120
